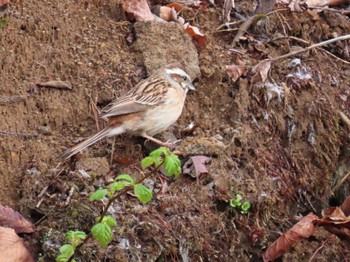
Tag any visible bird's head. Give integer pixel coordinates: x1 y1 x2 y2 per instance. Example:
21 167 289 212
165 67 195 94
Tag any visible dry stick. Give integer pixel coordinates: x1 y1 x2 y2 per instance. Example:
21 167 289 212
231 8 288 47
308 6 350 15
338 110 350 128
271 34 350 62
308 238 330 262
231 15 257 47
67 163 163 262
253 34 350 70
273 35 350 65
331 171 350 194
0 95 27 104
0 130 38 137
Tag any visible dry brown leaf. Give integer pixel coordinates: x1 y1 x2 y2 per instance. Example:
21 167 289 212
263 213 319 262
321 207 350 226
183 155 209 178
276 0 308 11
0 0 9 7
158 6 178 21
0 227 35 262
166 2 184 12
306 0 350 7
319 199 350 239
0 205 34 234
122 0 156 22
251 59 271 83
184 23 206 48
340 196 350 217
226 58 247 83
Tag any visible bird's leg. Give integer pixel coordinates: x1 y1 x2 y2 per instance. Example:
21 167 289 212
110 137 116 166
142 134 181 148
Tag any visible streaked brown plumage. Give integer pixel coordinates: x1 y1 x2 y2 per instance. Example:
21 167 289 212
61 65 195 159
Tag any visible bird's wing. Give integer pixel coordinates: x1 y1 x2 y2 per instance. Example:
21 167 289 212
100 75 170 118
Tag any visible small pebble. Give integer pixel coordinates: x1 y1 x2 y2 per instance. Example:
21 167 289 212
37 125 52 135
213 134 223 141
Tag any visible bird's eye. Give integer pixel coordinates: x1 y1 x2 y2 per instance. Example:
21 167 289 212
181 75 188 81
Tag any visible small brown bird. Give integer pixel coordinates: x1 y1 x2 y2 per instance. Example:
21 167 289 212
61 65 195 159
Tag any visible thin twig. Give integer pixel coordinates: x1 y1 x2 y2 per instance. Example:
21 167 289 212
232 15 258 47
338 111 350 128
309 238 329 262
273 35 350 65
332 171 350 194
215 20 243 31
0 130 38 137
0 95 27 105
65 186 75 206
271 34 350 62
253 34 350 69
308 6 350 15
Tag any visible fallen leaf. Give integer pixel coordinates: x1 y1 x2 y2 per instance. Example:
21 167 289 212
226 58 247 83
0 227 35 262
114 156 133 165
306 0 349 7
276 0 308 11
158 6 177 21
166 3 183 12
0 0 9 7
0 205 34 234
184 23 206 48
263 213 318 262
321 207 350 226
318 199 350 239
183 155 209 178
122 0 156 22
251 59 271 83
340 196 350 216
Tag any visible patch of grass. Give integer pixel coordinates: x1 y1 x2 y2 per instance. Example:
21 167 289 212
0 17 9 29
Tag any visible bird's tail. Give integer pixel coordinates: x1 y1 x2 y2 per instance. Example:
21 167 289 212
60 128 113 159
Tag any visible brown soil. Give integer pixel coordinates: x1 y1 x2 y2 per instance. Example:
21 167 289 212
1 1 350 261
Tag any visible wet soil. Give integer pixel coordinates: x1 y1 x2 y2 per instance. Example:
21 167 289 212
1 0 350 261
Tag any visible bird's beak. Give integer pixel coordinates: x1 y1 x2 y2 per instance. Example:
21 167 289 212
187 83 196 91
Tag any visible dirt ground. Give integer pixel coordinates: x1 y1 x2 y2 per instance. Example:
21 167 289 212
1 0 350 261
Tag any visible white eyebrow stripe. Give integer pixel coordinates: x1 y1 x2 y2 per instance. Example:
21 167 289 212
165 68 191 81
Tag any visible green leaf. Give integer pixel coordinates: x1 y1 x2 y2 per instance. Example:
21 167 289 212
115 174 134 184
0 17 9 29
56 254 69 262
65 231 86 248
134 184 153 204
109 181 131 193
229 199 240 207
235 194 242 202
59 244 74 256
91 223 113 248
150 147 168 158
141 156 155 169
89 189 108 201
241 202 251 212
164 154 181 177
56 244 75 262
101 216 117 228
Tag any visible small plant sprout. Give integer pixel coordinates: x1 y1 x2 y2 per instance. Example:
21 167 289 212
229 194 251 213
56 147 181 262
